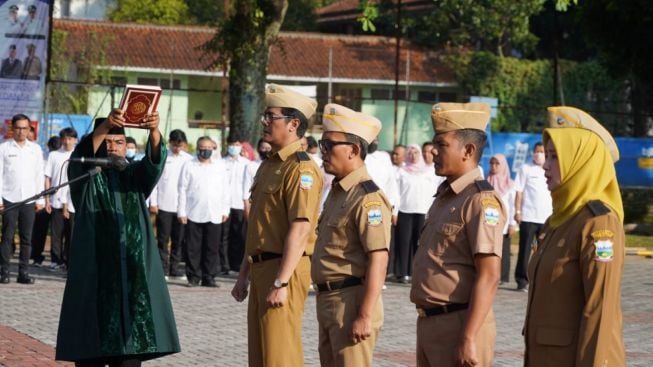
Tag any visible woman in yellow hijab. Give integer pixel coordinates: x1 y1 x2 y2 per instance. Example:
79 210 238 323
522 106 625 367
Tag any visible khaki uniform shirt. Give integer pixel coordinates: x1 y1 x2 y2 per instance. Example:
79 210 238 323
245 140 323 256
524 202 625 367
311 166 392 284
410 169 505 308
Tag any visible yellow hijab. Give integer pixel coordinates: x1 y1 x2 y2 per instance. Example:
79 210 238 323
543 128 624 228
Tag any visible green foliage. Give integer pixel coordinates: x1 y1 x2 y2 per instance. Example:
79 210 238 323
357 1 378 33
185 0 223 25
368 0 545 56
109 0 190 25
447 51 626 133
49 30 114 114
281 0 319 31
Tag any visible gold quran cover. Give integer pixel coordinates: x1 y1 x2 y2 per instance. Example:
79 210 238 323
118 84 162 128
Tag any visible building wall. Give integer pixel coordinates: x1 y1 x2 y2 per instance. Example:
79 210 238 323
87 72 224 151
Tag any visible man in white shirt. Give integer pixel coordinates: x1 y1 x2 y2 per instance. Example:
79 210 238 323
513 142 553 291
365 138 400 277
0 114 45 284
222 133 249 274
178 136 230 287
45 127 77 270
243 139 271 220
150 129 192 278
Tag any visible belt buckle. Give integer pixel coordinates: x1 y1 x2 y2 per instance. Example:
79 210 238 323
417 308 426 317
325 281 332 292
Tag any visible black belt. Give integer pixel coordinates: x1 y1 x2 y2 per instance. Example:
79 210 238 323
315 276 363 292
248 251 309 264
416 303 469 317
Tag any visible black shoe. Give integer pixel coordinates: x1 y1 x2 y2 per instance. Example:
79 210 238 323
17 274 35 284
0 274 9 284
187 279 200 287
201 278 220 288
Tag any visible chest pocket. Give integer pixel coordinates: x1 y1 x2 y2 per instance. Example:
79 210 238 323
324 210 349 248
427 222 463 255
264 176 282 194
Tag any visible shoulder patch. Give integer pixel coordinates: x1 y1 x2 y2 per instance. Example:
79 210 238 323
296 151 310 161
587 200 610 217
475 180 494 192
299 173 314 190
360 180 379 193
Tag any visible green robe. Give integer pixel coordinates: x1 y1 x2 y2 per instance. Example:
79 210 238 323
56 133 180 362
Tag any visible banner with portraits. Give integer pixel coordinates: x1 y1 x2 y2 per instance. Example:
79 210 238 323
0 0 50 142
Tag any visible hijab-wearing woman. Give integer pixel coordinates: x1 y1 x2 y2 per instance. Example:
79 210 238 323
523 107 625 367
487 153 518 284
394 144 443 283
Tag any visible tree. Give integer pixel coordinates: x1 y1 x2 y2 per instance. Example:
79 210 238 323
109 0 190 25
360 0 546 56
581 0 653 136
205 0 288 142
185 0 224 25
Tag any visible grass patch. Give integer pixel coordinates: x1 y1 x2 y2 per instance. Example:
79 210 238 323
509 233 652 248
626 234 653 248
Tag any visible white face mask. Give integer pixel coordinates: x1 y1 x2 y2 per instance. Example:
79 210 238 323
533 152 545 166
228 145 242 157
126 148 136 159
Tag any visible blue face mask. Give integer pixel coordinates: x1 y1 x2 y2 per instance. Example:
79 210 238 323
228 145 242 157
197 149 213 160
126 148 136 159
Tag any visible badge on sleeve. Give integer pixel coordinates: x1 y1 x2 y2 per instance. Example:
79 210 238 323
367 209 382 226
299 174 314 190
481 198 500 226
592 229 614 262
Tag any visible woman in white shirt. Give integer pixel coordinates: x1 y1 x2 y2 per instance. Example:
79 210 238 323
394 144 441 283
487 153 518 284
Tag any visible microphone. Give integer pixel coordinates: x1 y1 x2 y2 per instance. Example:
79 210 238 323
69 154 130 171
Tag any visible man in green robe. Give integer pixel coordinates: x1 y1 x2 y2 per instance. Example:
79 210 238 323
56 109 180 366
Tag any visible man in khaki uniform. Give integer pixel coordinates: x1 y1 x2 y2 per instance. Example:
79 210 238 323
410 103 506 367
312 104 391 366
231 84 323 367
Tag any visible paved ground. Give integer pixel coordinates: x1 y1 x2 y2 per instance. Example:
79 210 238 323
1 253 652 367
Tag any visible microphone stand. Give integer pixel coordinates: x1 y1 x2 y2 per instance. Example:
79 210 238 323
0 167 102 215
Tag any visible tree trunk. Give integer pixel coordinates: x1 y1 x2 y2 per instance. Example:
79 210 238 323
226 0 288 143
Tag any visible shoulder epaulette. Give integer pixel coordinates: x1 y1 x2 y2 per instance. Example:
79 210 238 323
587 200 610 217
360 180 379 193
296 151 310 161
475 179 494 192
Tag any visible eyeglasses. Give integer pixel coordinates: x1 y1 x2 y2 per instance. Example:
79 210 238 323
261 113 292 124
318 139 354 152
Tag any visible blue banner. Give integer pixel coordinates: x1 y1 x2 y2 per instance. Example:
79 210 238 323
481 133 653 188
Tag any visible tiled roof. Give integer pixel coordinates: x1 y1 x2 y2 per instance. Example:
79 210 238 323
53 19 455 85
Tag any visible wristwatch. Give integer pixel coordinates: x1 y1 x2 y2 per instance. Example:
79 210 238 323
273 279 289 289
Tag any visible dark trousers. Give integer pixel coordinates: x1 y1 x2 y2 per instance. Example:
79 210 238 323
394 212 425 277
185 220 222 282
30 208 50 264
501 233 511 283
387 224 396 275
514 221 543 287
1 199 36 275
50 208 73 265
218 216 230 273
156 210 185 276
227 208 246 272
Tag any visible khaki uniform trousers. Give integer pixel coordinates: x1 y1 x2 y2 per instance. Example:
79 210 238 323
248 256 311 367
416 309 496 367
316 285 384 367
